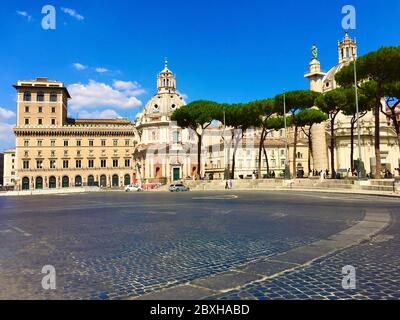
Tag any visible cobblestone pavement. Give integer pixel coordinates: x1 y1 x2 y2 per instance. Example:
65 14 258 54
0 191 397 300
206 207 400 300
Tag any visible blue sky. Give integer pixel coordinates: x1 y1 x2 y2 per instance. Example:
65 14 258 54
0 0 399 150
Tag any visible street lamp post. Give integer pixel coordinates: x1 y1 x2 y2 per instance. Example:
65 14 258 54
353 53 366 180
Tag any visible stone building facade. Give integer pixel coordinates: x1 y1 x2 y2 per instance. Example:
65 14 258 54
13 78 137 190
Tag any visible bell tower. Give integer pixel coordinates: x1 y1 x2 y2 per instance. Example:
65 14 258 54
157 58 177 94
338 32 357 64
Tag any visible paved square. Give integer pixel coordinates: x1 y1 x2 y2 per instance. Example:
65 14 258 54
0 191 398 300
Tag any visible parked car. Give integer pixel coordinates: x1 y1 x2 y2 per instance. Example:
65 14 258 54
169 184 190 192
125 184 143 192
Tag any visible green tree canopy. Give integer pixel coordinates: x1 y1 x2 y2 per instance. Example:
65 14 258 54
335 46 400 178
171 100 218 177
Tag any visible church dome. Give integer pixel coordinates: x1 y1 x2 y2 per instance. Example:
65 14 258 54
136 61 186 126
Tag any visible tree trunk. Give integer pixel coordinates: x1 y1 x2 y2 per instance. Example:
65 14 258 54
374 86 382 179
390 107 400 158
257 128 266 179
292 125 298 178
262 144 270 177
231 131 242 179
350 117 355 172
197 133 202 177
308 129 312 175
330 118 335 179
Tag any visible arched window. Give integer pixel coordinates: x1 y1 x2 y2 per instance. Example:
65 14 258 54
22 177 30 190
50 92 57 102
24 91 31 101
49 176 57 189
37 92 44 102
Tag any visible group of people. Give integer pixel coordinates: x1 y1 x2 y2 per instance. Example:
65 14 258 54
225 180 233 190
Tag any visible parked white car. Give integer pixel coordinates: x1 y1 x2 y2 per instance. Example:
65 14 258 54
125 184 143 192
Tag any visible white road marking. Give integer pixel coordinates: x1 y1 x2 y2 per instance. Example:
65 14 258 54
192 195 239 200
8 225 32 237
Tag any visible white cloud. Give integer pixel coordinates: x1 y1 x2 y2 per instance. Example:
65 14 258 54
113 80 146 96
78 109 121 119
16 11 32 21
61 7 84 21
0 123 14 148
177 90 189 101
0 107 16 121
95 67 109 73
73 63 87 71
67 80 144 111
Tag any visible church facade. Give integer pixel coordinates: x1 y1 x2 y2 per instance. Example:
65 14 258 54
133 62 201 183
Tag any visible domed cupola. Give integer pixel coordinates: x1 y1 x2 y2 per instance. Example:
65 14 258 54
157 58 177 94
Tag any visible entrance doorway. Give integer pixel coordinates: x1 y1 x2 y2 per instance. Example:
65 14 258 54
22 177 30 190
100 175 107 188
173 167 180 181
62 176 69 188
49 176 57 189
35 177 43 189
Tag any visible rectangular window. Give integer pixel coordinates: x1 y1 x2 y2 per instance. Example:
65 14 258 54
89 140 94 147
101 160 107 168
36 160 43 169
113 140 118 147
50 140 55 147
23 160 29 169
125 140 130 146
25 106 29 113
76 160 82 168
64 140 69 147
77 150 81 157
101 140 106 147
51 150 55 157
113 159 119 168
76 140 81 147
25 118 30 125
51 107 56 113
51 119 56 125
38 118 43 125
38 106 42 113
63 160 69 169
50 160 56 169
125 159 130 167
88 160 94 168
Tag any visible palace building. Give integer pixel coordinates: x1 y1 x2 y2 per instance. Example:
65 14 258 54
13 78 137 190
